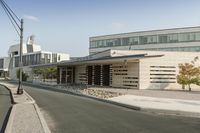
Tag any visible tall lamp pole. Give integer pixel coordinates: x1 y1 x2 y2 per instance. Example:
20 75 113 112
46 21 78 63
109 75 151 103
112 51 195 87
17 19 24 94
0 0 24 94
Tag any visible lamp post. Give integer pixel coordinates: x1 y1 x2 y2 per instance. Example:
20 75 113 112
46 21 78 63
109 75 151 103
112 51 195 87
17 19 24 94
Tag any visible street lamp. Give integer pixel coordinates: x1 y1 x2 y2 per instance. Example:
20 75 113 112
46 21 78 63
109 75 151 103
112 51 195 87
0 0 24 94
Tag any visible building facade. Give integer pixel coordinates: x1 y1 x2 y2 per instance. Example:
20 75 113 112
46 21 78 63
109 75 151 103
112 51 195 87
90 26 200 55
33 49 200 90
0 57 10 77
0 35 70 80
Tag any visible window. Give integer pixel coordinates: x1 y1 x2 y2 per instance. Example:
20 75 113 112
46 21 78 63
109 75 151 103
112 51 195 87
122 38 129 46
106 39 114 47
139 36 148 44
168 34 178 43
0 59 4 68
195 32 200 41
129 37 139 45
147 35 157 44
159 35 168 43
179 33 195 42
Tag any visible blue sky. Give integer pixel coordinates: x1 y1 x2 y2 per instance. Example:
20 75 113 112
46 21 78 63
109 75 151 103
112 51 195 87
1 0 200 57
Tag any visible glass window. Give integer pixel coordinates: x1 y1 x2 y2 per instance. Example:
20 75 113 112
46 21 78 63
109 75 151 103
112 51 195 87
195 32 200 41
147 35 157 44
168 34 178 43
159 35 168 43
114 38 121 46
129 37 139 45
122 38 129 46
139 36 148 44
106 39 114 47
0 59 4 69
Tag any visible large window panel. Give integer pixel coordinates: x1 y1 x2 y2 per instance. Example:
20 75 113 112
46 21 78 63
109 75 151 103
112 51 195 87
147 35 157 44
122 38 129 46
159 35 168 43
195 32 200 41
139 36 148 44
168 34 178 43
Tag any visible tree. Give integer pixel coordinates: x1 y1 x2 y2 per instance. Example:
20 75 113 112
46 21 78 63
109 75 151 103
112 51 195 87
32 67 57 82
16 69 29 81
177 57 200 91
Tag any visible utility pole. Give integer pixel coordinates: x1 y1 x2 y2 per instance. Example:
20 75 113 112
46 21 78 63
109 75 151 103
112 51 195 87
0 0 24 94
17 19 24 94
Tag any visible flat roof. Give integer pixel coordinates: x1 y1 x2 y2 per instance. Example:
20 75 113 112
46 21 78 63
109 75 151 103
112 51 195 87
90 26 200 39
31 54 163 68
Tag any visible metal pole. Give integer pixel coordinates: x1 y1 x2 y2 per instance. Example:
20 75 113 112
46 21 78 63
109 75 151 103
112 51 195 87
17 19 23 94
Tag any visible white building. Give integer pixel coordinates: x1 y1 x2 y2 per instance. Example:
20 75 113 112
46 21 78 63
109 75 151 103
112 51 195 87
0 35 70 80
0 57 10 77
90 26 200 55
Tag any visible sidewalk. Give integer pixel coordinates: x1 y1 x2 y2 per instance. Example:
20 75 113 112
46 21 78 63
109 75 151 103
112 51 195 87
0 82 50 133
86 87 200 117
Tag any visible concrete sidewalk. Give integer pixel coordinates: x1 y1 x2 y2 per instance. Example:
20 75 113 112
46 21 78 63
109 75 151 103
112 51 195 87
0 82 50 133
109 94 200 117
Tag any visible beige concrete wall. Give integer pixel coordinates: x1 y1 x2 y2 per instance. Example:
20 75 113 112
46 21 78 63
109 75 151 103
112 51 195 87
75 65 87 84
139 51 200 90
111 62 139 89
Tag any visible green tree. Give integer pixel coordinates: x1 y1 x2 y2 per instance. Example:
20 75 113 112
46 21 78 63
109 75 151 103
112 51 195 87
32 67 57 82
16 69 29 81
177 57 200 91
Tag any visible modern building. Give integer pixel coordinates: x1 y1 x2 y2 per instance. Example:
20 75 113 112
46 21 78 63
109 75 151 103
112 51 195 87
32 49 200 90
89 26 200 55
0 35 70 80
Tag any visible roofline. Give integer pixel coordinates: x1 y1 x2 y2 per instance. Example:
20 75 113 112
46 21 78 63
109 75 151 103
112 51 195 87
90 26 200 39
31 54 163 68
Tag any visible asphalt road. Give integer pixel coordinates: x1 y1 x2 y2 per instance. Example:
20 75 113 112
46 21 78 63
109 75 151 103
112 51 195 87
24 85 200 133
0 85 12 132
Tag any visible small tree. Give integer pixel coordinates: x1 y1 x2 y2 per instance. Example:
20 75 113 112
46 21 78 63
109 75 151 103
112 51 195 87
177 57 200 91
16 69 29 81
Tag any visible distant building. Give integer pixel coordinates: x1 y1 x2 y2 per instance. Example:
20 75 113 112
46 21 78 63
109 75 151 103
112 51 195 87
0 35 70 80
89 26 200 55
0 57 10 77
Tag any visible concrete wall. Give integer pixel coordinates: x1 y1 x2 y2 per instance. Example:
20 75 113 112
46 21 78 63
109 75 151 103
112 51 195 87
75 65 87 84
139 51 200 90
111 62 139 89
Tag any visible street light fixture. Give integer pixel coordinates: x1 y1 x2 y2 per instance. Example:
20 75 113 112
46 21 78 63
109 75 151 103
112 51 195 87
0 0 24 94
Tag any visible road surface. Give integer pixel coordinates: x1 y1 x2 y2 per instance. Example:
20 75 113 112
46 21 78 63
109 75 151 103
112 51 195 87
23 85 200 133
0 85 12 132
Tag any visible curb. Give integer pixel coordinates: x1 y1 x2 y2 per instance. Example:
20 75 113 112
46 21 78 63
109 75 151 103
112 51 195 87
33 104 51 133
141 108 200 118
4 105 15 133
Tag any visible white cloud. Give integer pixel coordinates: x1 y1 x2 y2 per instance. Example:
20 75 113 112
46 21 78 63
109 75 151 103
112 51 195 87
23 15 40 22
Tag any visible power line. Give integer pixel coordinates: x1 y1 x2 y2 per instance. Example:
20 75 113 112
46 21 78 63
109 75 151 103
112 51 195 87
1 2 20 36
1 0 20 22
0 0 20 29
